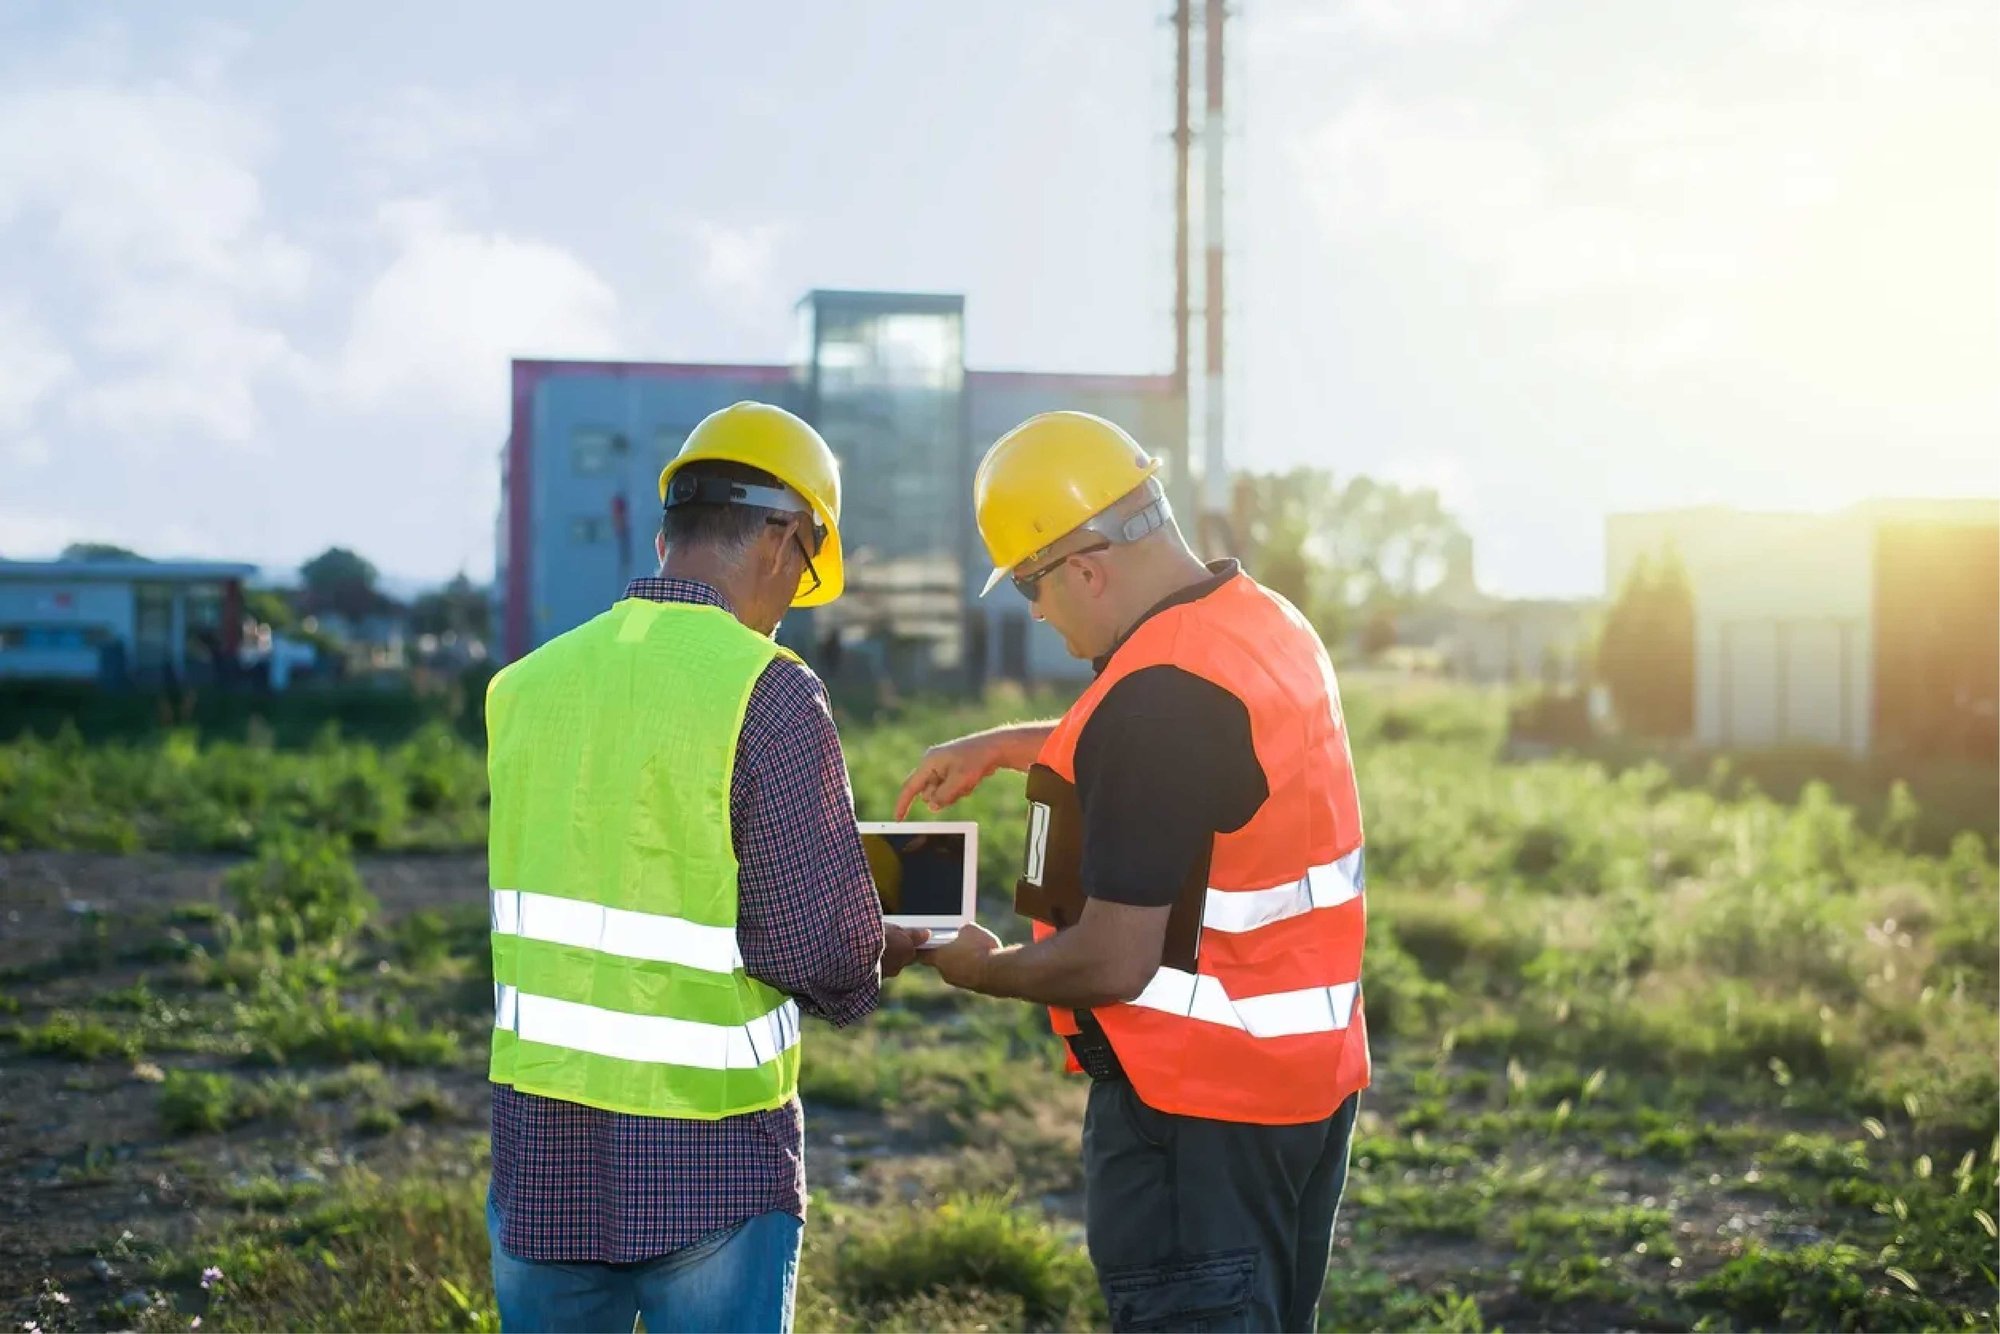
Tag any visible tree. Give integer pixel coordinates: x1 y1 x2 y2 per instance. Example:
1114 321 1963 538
1230 468 1472 641
243 588 298 634
410 574 490 641
1595 546 1695 738
60 543 147 562
298 548 386 623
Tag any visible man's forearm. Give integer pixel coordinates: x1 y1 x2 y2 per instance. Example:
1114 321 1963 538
750 913 884 1028
980 720 1059 772
969 929 1143 1011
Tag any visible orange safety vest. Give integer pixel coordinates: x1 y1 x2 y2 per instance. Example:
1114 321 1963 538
1017 571 1369 1126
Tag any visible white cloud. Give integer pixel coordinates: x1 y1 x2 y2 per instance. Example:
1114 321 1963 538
347 86 567 179
1257 0 1516 46
1292 67 1994 391
62 280 314 445
1295 94 1541 255
336 199 623 422
6 436 51 470
0 38 311 444
1294 92 1757 307
1745 0 1994 84
690 220 790 308
0 301 75 436
0 506 86 557
0 81 308 301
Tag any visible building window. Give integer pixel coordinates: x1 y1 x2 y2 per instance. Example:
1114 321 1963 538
0 625 111 650
573 428 624 475
572 517 609 545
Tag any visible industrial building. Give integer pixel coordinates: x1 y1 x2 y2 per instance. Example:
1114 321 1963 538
0 558 254 686
497 290 1188 685
1604 500 1998 757
1392 535 1599 684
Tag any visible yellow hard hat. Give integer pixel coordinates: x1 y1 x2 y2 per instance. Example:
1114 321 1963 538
972 411 1162 596
861 834 903 913
658 401 845 607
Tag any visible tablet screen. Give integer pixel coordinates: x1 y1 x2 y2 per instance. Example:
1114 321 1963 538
861 830 970 918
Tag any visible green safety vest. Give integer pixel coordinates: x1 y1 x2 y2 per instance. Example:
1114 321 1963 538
485 598 803 1119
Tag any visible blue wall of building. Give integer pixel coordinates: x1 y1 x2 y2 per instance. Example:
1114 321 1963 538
503 353 1184 691
508 363 798 656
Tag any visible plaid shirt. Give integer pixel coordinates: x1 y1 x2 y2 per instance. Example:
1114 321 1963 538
489 577 885 1262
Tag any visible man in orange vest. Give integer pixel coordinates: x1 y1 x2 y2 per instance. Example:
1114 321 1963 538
896 411 1368 1333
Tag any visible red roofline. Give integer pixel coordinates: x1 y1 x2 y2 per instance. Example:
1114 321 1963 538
966 369 1179 395
504 363 535 662
512 358 791 384
511 359 1171 394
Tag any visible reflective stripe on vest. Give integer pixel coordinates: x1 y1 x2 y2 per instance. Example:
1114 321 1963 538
491 888 745 975
1199 849 1364 935
494 985 801 1069
1128 972 1360 1038
485 598 804 1121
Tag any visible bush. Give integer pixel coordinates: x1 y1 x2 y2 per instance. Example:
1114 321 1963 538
160 1069 238 1134
1508 690 1595 748
828 1195 1100 1329
1689 1240 1945 1330
241 992 459 1068
224 833 377 954
7 1012 139 1061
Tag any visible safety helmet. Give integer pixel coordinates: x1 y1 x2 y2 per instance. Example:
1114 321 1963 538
972 411 1163 597
861 834 903 913
658 401 845 607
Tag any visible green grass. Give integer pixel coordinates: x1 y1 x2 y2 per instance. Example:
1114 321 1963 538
3 680 1994 1331
803 1195 1101 1333
1315 1269 1493 1332
159 1070 317 1135
123 1169 1099 1334
239 991 460 1068
1686 1240 1962 1331
130 1171 496 1334
159 1069 238 1133
6 1011 141 1061
0 720 488 853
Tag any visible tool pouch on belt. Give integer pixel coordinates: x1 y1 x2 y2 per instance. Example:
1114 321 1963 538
1015 763 1210 972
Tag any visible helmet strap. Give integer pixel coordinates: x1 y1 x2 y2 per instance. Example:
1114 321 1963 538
664 475 808 517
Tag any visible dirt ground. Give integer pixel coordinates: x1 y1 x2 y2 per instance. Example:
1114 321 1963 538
1 854 483 1304
1 853 1071 1314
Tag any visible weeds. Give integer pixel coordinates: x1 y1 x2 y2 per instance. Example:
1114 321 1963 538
159 1070 317 1134
223 833 377 956
7 1012 140 1061
819 1195 1101 1331
240 991 459 1068
4 683 1995 1331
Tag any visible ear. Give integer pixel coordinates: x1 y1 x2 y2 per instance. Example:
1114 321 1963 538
763 519 796 580
655 531 667 564
1072 551 1111 600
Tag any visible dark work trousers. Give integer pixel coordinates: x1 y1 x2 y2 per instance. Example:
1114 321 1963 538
1083 1082 1360 1332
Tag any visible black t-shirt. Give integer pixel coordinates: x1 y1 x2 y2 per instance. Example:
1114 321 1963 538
1073 563 1270 909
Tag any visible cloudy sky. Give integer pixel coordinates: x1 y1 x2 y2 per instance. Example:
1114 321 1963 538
2 1 1993 595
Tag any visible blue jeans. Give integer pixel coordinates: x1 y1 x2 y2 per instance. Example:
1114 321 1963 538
487 1197 802 1333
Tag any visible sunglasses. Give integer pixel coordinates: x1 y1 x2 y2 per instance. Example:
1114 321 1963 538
767 513 828 597
1011 541 1110 603
765 512 827 556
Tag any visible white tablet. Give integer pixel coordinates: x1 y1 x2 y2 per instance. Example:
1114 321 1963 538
857 821 978 945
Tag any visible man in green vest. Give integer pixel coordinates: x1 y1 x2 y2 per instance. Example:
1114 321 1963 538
485 401 927 1333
